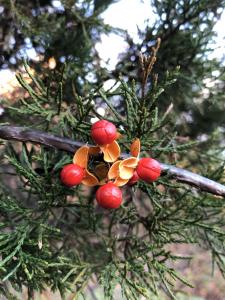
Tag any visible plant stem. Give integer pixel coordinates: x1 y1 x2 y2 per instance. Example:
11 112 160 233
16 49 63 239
0 125 224 197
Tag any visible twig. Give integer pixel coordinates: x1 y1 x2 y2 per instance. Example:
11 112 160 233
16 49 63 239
0 126 224 197
139 38 161 98
0 126 83 152
160 163 225 198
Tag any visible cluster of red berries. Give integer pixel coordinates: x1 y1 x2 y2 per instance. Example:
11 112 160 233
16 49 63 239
60 120 161 209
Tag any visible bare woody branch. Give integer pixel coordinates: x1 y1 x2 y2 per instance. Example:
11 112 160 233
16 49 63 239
0 125 224 197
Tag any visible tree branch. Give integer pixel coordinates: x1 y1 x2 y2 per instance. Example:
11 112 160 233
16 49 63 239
0 126 224 197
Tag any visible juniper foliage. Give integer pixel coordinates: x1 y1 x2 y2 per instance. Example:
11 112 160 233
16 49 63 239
0 0 225 300
0 53 224 300
0 0 117 95
114 0 225 137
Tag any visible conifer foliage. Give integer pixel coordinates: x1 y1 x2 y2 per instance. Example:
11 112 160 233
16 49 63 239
0 0 225 299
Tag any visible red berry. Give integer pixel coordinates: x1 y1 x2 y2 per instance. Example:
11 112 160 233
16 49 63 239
91 120 117 145
136 158 161 183
96 182 122 209
60 164 84 187
128 171 140 186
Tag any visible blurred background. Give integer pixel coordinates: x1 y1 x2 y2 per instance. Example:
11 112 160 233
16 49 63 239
0 0 225 299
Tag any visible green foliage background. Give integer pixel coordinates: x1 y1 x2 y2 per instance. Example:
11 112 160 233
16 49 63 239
0 0 225 299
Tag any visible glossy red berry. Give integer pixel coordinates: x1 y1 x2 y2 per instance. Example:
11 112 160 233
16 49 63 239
60 164 84 187
127 171 140 186
96 182 122 209
136 158 161 183
91 120 117 145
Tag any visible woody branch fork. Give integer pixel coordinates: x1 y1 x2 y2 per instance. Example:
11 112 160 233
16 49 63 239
0 125 224 197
